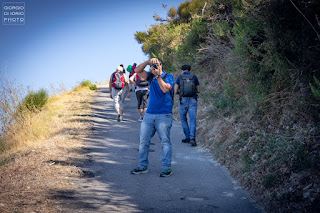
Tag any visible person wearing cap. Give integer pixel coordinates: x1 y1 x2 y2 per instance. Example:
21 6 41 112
109 66 130 122
129 63 137 91
174 65 200 146
120 64 126 74
130 58 175 177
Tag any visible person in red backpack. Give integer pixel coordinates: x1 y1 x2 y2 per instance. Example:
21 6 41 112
129 72 149 121
109 66 130 122
120 64 126 74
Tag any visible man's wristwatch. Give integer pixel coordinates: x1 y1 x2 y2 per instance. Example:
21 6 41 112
155 74 161 79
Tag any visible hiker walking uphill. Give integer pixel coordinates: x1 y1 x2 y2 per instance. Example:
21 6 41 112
109 66 130 122
174 65 200 146
120 64 126 74
128 63 137 92
129 72 149 121
130 58 175 177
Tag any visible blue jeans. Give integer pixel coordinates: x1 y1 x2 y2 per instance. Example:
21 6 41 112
179 97 198 139
138 113 173 171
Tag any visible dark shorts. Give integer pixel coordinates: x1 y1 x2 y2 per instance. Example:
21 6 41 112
136 90 149 109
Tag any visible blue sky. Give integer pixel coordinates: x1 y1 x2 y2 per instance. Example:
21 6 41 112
0 0 183 92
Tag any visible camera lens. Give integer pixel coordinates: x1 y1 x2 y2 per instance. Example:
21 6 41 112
152 64 158 69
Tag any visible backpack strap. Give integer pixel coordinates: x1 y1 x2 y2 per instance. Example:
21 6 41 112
112 72 115 82
146 72 154 82
162 73 168 80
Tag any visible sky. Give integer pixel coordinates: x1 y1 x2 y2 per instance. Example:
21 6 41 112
0 0 184 93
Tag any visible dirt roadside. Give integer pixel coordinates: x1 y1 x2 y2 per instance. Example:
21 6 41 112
0 88 95 213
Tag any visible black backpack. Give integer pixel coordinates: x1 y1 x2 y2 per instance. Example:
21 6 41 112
135 74 149 87
179 74 196 97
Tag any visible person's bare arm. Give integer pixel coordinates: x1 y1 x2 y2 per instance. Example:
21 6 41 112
124 75 130 98
197 85 200 93
155 75 171 93
129 74 137 85
135 61 149 80
174 84 179 95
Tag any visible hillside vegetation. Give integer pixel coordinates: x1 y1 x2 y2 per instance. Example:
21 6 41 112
0 77 95 212
135 0 320 212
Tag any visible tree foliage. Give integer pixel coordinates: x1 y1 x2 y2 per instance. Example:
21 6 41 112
134 0 320 212
168 7 177 19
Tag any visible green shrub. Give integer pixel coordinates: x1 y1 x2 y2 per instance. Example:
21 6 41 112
89 84 98 91
185 18 208 47
80 80 92 87
263 174 278 188
212 20 231 42
0 138 6 153
309 76 320 100
23 89 49 111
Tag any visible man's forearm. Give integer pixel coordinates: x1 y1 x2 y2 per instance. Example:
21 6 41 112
157 77 171 93
135 61 149 73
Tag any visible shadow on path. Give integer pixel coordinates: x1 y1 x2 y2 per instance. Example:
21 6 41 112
57 85 263 213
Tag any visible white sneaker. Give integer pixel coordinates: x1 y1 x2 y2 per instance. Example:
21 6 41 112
138 117 143 122
120 115 123 121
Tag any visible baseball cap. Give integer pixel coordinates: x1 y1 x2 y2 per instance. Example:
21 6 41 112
116 66 123 71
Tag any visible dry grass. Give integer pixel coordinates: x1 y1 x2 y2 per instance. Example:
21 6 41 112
0 86 95 213
193 34 320 212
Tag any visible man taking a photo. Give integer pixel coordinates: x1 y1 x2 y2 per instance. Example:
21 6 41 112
130 58 174 177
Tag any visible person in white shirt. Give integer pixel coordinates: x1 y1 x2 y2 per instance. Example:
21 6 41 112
129 72 149 121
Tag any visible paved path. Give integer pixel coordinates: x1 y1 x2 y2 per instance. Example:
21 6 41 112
61 85 262 213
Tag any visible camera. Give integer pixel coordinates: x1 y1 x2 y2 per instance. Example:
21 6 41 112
152 64 158 69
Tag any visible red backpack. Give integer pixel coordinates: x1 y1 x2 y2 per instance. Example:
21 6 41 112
112 72 125 89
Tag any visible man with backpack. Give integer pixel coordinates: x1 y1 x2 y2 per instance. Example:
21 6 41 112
120 64 126 74
109 66 130 122
130 58 175 177
129 72 149 121
174 65 200 146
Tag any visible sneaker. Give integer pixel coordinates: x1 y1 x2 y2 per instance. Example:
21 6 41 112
182 138 190 143
190 139 197 146
138 117 143 121
117 114 121 122
120 115 123 121
160 169 172 177
131 167 148 174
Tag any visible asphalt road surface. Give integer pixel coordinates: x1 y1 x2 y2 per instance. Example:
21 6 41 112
60 85 263 213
